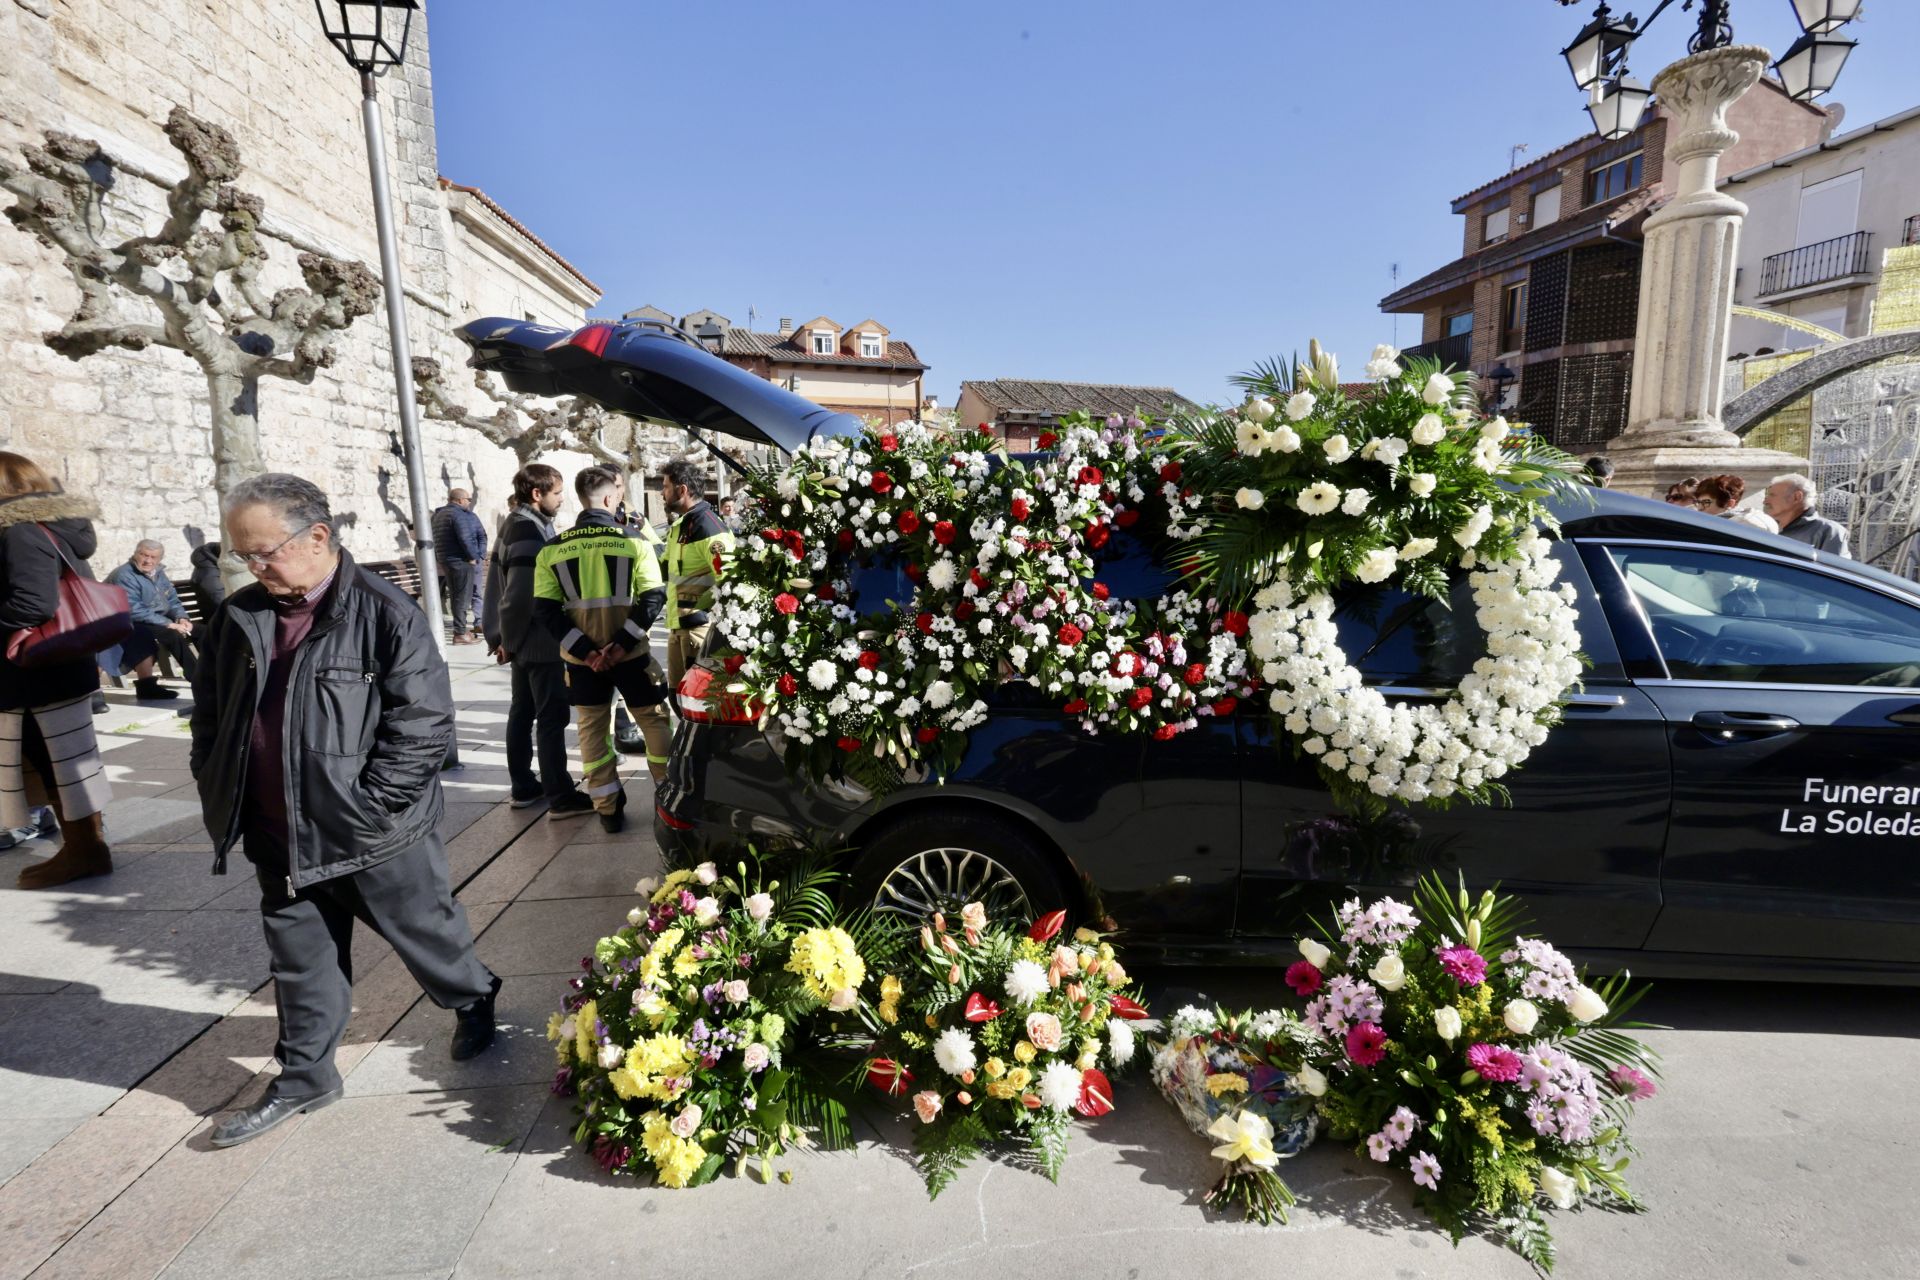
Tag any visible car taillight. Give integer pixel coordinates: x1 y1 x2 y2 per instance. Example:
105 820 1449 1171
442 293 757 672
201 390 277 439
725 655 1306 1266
564 323 614 357
655 804 694 831
677 664 760 724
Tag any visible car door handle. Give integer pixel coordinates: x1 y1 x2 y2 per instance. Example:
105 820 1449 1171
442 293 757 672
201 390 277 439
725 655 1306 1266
1691 710 1801 739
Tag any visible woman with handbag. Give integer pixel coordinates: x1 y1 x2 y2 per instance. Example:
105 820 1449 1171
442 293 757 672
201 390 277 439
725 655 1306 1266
0 452 117 888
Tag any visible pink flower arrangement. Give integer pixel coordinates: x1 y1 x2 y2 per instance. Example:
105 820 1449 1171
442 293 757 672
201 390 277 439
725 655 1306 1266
1464 1042 1524 1083
1436 945 1488 987
1345 1021 1388 1067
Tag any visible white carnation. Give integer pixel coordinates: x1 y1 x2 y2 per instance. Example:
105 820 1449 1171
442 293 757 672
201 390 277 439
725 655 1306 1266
1341 488 1371 516
1285 390 1316 421
1408 472 1438 498
1322 433 1352 463
1267 424 1302 453
1411 413 1446 446
1354 548 1398 583
807 659 838 690
927 559 958 591
926 680 955 709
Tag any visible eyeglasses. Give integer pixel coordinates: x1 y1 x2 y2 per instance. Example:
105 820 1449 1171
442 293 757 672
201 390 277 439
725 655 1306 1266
226 524 317 570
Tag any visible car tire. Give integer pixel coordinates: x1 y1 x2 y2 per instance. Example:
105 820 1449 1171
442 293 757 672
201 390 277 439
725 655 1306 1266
849 808 1075 927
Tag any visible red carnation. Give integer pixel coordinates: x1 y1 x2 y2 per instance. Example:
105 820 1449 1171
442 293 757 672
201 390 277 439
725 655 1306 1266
858 651 880 671
817 583 837 601
1056 622 1084 647
1114 508 1139 528
1076 465 1103 487
1151 724 1178 741
722 655 745 674
933 520 956 545
835 529 854 552
1286 960 1323 996
1210 696 1239 717
870 471 893 494
977 422 993 435
1159 461 1182 483
969 567 988 589
954 600 976 621
1221 611 1249 637
1091 582 1110 601
782 530 805 560
773 593 800 615
905 563 924 582
915 612 935 635
878 433 899 452
898 510 922 535
916 726 940 745
760 527 783 543
1085 522 1111 550
1184 662 1207 687
1062 698 1088 714
1127 687 1153 710
837 736 863 752
1037 431 1058 450
1011 498 1031 523
776 673 798 697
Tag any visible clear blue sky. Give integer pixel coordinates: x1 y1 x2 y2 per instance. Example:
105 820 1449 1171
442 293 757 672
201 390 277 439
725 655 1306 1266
429 0 1920 408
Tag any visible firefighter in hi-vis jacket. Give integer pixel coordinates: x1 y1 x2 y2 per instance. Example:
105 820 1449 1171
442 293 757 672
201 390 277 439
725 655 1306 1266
657 458 736 697
532 465 671 833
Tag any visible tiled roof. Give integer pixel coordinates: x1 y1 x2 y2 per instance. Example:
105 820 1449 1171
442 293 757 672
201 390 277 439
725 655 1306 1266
438 179 601 294
719 329 927 372
1379 188 1657 312
961 379 1200 420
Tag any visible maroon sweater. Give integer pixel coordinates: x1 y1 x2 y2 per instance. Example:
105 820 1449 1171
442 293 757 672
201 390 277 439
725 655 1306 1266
244 566 337 865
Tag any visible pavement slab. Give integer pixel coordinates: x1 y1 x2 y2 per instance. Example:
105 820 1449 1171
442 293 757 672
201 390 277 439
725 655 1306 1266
0 1113 197 1280
345 970 573 1098
0 988 219 1120
0 1117 84 1189
470 896 630 979
517 833 660 901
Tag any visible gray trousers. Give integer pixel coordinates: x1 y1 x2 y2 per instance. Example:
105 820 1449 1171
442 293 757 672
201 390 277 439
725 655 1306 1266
252 833 494 1096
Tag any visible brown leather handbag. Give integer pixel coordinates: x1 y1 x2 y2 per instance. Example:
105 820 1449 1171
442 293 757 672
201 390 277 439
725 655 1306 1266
5 526 132 667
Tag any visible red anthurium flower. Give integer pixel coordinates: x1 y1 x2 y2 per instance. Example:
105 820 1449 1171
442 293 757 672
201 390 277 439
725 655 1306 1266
837 736 863 752
776 673 798 697
1037 431 1058 450
1075 1068 1115 1118
1127 687 1153 710
914 612 935 635
1222 611 1250 637
898 510 922 535
1062 697 1088 715
835 529 855 552
1091 582 1110 601
773 593 800 615
782 531 805 559
1077 465 1103 487
858 651 880 671
868 1058 914 1095
722 655 745 674
1114 509 1139 528
963 992 1001 1022
933 520 956 545
871 471 893 494
1011 498 1031 523
1028 910 1067 942
1152 724 1178 741
1056 622 1084 647
954 601 976 621
1108 994 1151 1020
879 433 899 452
1159 461 1182 483
1210 696 1239 717
915 726 940 745
1184 662 1208 686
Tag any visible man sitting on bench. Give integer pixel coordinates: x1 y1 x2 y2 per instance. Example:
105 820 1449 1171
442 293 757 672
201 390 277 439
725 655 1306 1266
106 539 198 701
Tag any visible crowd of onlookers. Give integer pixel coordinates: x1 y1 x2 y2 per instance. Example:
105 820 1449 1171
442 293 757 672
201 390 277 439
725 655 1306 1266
1584 455 1851 557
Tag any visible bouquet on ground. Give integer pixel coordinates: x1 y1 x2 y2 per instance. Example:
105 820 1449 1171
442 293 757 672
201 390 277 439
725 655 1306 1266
1150 1004 1322 1224
1288 875 1659 1271
859 905 1154 1196
548 856 868 1187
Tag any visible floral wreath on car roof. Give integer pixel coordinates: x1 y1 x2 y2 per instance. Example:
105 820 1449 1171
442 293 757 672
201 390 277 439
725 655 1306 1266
708 341 1588 812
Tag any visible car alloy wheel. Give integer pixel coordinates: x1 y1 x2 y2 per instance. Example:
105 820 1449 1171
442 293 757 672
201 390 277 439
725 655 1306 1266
872 845 1034 921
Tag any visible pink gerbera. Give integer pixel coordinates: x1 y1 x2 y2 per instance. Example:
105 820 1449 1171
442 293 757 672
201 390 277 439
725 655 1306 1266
1285 960 1323 997
1345 1021 1388 1067
1609 1065 1658 1101
1465 1042 1524 1083
1437 945 1488 987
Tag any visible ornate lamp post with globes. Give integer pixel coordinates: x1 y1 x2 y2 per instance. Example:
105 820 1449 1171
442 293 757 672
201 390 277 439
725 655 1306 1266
1551 0 1865 494
314 0 446 647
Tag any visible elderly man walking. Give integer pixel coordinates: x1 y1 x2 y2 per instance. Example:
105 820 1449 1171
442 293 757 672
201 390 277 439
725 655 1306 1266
431 487 488 643
106 539 197 698
191 474 500 1147
1763 473 1850 557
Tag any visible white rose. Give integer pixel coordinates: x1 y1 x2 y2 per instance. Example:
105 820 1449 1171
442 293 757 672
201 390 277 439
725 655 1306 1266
694 861 718 885
1322 433 1351 463
1539 1166 1578 1210
626 907 645 927
1235 487 1266 510
1297 937 1331 968
692 896 721 926
1400 536 1438 560
1297 482 1341 516
1433 1006 1462 1041
1503 998 1540 1035
1267 424 1302 453
1567 984 1609 1023
1411 413 1446 446
1479 416 1511 442
1285 390 1316 421
634 876 660 897
1341 487 1371 516
1421 372 1455 406
1408 472 1438 498
1368 951 1406 991
1293 1064 1328 1097
598 1041 625 1069
1244 396 1276 423
1354 548 1398 584
1365 344 1402 379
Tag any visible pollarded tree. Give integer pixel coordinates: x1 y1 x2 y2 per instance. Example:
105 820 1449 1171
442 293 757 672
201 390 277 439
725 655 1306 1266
0 106 379 526
412 356 625 467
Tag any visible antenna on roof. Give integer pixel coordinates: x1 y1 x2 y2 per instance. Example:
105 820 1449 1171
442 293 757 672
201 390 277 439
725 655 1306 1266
1509 142 1529 171
1390 262 1401 346
747 304 758 330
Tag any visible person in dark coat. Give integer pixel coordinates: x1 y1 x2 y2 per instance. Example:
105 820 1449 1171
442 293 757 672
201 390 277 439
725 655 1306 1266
430 488 487 644
1763 472 1851 557
0 452 114 889
192 473 500 1147
188 541 226 613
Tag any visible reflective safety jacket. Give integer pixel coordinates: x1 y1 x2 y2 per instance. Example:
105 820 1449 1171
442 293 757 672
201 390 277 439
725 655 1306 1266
662 499 734 630
532 508 666 665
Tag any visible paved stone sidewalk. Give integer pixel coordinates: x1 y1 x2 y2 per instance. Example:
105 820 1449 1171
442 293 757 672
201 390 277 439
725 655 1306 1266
1 653 1917 1279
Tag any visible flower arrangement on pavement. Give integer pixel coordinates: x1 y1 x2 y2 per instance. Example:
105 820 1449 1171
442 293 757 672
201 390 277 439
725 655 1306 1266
712 341 1586 812
1150 1004 1323 1224
1282 875 1659 1270
547 856 869 1187
854 905 1154 1197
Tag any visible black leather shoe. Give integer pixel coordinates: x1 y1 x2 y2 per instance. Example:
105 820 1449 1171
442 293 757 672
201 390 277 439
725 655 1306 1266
209 1086 341 1148
451 975 503 1061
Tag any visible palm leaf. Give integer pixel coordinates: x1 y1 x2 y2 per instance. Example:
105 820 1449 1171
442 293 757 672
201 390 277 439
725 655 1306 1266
1230 354 1301 399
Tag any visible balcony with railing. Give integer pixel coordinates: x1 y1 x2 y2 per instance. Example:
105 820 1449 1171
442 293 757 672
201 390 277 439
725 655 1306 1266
1757 231 1874 297
1401 331 1473 370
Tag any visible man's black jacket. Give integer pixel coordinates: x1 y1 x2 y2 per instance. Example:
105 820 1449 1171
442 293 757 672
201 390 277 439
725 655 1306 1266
189 549 453 886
